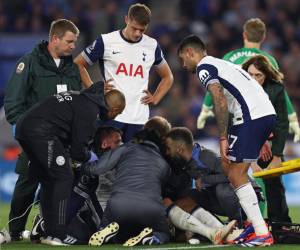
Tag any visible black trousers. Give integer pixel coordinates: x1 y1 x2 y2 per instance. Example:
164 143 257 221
102 194 170 244
189 183 244 227
8 151 39 235
18 136 74 239
258 158 291 223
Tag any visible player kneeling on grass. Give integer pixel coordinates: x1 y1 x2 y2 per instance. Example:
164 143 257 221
84 117 172 246
162 127 240 245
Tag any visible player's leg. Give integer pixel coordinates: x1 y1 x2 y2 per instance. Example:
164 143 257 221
225 161 271 242
124 201 170 246
70 171 102 224
225 115 276 246
215 183 243 227
257 158 291 223
186 190 224 228
43 141 74 242
89 195 126 246
8 153 39 240
165 195 225 243
167 203 236 244
264 176 291 223
66 211 96 244
21 136 74 244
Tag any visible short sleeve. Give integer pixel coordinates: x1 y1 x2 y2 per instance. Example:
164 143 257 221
81 36 104 65
196 63 219 89
153 43 165 66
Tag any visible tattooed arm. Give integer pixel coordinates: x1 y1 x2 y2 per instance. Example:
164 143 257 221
207 82 228 138
208 82 230 161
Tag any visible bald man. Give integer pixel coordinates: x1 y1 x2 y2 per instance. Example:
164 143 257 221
105 89 126 120
15 81 125 246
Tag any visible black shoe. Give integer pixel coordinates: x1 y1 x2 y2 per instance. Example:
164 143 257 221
9 232 23 241
30 214 45 243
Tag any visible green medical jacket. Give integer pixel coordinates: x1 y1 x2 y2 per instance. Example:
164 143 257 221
4 40 82 124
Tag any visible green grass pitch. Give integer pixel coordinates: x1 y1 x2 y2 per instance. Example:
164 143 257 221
1 203 300 249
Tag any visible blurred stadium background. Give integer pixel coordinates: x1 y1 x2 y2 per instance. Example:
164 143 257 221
0 0 300 205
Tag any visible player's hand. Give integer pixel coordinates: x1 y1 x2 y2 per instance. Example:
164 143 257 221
220 138 230 163
251 163 263 173
288 113 300 143
141 90 156 105
266 156 282 170
294 132 300 143
197 106 214 129
104 79 115 93
259 141 272 162
289 121 300 143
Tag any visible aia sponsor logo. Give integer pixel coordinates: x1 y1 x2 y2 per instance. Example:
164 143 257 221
116 63 144 78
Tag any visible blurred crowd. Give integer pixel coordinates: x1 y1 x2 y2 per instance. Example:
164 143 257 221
1 0 300 139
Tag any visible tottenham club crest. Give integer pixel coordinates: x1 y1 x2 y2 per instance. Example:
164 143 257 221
56 156 65 166
142 52 146 61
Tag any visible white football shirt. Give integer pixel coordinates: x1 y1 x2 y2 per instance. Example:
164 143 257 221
196 56 275 122
82 30 165 124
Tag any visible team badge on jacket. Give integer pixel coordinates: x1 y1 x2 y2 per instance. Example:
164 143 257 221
56 156 66 166
16 62 25 74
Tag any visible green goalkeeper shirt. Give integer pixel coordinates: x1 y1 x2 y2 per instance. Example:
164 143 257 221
223 47 279 70
202 47 295 114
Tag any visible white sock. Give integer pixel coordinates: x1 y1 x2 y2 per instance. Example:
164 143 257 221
235 182 268 235
192 207 223 229
168 205 214 239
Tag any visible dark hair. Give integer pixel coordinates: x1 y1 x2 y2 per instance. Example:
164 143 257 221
242 55 284 83
49 19 79 40
243 18 266 43
128 3 151 25
166 127 193 151
92 126 122 154
177 35 206 54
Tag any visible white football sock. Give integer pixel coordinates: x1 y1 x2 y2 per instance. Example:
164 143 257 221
168 205 214 239
192 207 223 229
235 182 268 235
